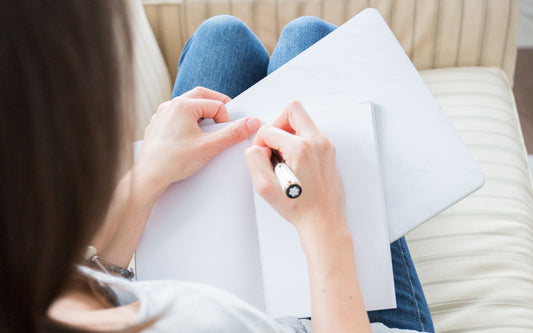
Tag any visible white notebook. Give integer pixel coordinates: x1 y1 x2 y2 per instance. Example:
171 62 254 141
226 8 484 241
135 102 396 317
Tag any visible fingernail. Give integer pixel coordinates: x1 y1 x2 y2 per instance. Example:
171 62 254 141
247 118 260 132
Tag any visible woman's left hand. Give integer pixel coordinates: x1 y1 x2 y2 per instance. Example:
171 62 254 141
93 87 259 267
135 87 260 194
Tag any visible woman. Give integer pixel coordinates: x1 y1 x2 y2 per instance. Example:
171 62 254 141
0 1 434 332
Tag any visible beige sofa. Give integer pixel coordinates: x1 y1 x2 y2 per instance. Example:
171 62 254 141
131 1 533 332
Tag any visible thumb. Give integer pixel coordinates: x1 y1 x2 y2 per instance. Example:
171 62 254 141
206 117 260 154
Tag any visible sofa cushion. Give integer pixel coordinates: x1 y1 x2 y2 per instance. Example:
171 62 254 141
407 67 533 333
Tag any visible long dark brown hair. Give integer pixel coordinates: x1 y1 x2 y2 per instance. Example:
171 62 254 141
0 1 134 332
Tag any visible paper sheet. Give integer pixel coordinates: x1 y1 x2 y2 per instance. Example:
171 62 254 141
134 125 266 311
134 104 395 317
254 102 395 317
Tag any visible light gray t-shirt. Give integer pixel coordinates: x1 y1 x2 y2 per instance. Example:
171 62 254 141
81 267 424 333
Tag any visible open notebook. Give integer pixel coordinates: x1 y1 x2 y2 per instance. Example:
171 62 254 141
135 102 395 317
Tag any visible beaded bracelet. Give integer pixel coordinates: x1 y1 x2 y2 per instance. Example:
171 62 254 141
84 246 135 280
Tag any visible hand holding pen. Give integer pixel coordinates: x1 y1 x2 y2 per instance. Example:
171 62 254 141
244 100 346 232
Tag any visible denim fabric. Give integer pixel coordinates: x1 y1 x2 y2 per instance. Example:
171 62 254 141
171 15 434 333
268 16 337 75
172 15 269 99
368 238 434 332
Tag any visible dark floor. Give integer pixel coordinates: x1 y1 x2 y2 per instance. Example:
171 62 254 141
514 48 533 154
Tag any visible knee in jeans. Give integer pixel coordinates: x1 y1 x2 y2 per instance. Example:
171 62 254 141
197 15 251 39
282 16 329 35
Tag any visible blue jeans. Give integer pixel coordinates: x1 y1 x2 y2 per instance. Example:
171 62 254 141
172 15 435 333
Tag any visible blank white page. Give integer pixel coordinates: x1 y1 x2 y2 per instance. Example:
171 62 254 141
134 124 266 311
254 102 395 318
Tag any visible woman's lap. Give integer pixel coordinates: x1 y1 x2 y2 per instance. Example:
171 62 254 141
172 16 336 98
172 15 434 333
172 15 269 99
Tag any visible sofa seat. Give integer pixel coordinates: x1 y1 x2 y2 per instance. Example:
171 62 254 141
407 66 533 333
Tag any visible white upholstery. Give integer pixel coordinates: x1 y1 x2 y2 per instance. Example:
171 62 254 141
409 67 533 332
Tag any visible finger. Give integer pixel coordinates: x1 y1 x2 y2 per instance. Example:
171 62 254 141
180 86 232 104
183 98 232 123
272 100 319 137
204 117 261 154
245 145 282 202
157 100 171 113
252 125 301 158
150 100 171 122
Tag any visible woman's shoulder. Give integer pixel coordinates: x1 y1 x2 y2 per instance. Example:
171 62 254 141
82 268 426 333
80 267 294 332
134 281 428 333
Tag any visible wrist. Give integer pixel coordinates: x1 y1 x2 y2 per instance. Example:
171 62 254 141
131 158 169 200
91 168 164 266
296 216 352 252
115 168 165 224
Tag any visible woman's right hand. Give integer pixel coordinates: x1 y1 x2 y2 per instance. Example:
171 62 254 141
244 100 347 235
246 101 370 333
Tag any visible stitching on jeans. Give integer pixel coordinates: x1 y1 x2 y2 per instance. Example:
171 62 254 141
398 239 425 331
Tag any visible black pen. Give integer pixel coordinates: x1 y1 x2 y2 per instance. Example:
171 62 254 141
270 150 302 199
